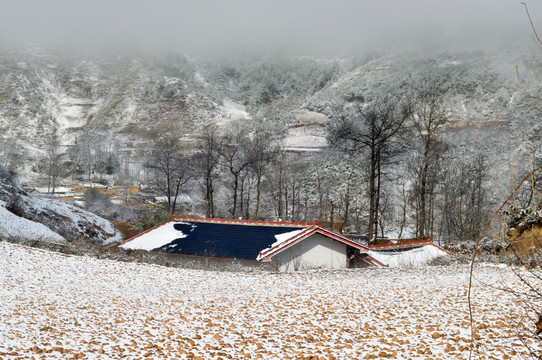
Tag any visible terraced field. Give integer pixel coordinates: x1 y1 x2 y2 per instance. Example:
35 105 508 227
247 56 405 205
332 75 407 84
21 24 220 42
0 241 540 359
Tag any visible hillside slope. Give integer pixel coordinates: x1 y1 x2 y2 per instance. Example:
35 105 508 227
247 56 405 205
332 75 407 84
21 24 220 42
0 172 121 244
0 46 540 187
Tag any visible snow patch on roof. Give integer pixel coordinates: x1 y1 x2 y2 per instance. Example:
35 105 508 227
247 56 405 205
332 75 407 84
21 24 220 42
272 229 304 248
368 245 447 268
121 221 188 251
257 227 314 261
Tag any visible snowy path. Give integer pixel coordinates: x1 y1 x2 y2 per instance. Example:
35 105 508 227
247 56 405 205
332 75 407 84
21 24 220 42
0 241 539 359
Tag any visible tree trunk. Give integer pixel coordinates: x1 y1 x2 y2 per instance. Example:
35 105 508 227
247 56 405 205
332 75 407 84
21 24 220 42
368 147 377 242
205 173 214 218
277 166 283 218
230 173 239 218
374 156 382 239
419 141 430 238
254 173 262 219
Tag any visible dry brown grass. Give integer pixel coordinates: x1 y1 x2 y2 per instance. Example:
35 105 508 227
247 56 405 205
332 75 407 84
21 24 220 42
113 221 139 240
506 225 542 255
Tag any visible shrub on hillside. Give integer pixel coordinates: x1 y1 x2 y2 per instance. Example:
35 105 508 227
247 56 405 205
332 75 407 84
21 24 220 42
0 164 13 184
84 188 136 222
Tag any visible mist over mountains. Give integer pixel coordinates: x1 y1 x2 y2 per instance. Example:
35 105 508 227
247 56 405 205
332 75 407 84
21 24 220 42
1 0 540 54
0 44 540 181
2 1 542 241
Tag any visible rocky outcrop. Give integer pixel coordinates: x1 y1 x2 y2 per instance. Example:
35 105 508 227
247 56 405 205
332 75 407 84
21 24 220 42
0 171 122 244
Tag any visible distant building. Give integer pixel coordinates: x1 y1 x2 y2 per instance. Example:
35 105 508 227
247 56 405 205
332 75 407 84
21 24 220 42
121 216 384 271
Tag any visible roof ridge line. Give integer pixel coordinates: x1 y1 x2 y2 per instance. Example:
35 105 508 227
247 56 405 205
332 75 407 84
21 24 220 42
171 216 318 228
257 226 317 260
257 226 369 262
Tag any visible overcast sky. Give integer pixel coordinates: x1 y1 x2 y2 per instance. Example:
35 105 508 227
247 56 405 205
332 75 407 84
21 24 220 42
1 0 541 55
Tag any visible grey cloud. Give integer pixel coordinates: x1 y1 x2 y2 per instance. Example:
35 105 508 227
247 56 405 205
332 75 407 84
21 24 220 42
0 0 541 54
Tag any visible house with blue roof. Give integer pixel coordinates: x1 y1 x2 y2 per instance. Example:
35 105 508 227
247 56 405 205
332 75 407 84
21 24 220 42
121 216 383 271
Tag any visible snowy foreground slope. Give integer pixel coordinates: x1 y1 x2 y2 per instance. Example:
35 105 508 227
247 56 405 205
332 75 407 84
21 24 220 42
0 241 540 360
0 177 122 244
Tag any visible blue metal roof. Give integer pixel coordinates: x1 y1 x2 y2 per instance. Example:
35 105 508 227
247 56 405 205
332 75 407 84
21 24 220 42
156 221 307 260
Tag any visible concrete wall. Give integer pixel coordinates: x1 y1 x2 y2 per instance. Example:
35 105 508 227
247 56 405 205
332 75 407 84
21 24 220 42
273 233 347 272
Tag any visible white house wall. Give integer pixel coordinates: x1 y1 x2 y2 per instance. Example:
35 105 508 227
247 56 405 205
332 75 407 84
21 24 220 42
274 233 347 272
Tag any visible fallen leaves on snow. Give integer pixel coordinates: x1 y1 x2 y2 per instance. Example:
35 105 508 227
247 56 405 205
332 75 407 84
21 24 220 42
0 241 540 359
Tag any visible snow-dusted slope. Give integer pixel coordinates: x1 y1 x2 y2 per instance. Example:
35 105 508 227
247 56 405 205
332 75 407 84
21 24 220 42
0 176 121 244
0 202 65 243
2 47 541 184
0 240 539 359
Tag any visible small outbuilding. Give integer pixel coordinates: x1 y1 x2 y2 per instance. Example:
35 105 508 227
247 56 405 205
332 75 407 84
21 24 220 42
121 216 383 271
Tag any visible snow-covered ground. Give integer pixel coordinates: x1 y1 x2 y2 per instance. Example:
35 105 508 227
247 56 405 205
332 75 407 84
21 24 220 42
0 241 540 359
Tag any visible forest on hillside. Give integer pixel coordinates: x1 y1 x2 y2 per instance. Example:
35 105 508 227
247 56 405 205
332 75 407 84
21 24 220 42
1 44 541 245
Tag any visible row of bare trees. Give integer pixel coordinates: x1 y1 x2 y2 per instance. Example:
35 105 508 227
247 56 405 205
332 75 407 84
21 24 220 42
31 89 488 245
141 80 488 244
144 123 278 218
327 77 488 243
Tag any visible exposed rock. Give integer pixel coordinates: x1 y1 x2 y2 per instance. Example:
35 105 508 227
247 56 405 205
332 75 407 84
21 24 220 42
0 169 122 244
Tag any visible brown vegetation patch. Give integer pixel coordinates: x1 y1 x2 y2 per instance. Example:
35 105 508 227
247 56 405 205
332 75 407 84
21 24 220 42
446 119 509 129
507 225 542 255
113 221 140 240
60 215 72 223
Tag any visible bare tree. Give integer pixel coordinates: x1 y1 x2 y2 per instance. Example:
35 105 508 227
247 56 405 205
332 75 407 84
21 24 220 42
439 155 488 243
328 98 411 241
44 130 64 194
146 136 192 215
268 151 287 219
71 134 100 183
411 78 448 238
195 128 220 218
0 137 20 179
247 128 279 219
218 128 253 218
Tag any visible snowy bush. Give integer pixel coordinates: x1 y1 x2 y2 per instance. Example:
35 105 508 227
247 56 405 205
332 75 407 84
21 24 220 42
5 194 25 218
0 164 13 184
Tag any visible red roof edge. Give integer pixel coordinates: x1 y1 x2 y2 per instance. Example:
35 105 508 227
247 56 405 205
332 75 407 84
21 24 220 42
368 239 433 251
121 218 172 245
430 243 451 255
362 254 389 267
171 216 318 228
258 226 369 262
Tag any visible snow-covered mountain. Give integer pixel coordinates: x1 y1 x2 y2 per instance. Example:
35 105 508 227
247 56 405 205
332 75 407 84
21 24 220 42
0 45 540 186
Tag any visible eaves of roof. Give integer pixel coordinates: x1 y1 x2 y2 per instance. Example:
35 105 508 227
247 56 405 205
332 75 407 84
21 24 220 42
257 226 369 262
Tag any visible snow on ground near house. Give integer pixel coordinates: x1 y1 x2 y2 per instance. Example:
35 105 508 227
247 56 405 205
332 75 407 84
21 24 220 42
0 202 66 243
120 221 187 251
1 241 540 359
369 245 448 267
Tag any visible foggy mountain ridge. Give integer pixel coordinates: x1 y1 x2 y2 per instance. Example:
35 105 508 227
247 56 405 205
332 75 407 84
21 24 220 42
0 46 541 186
